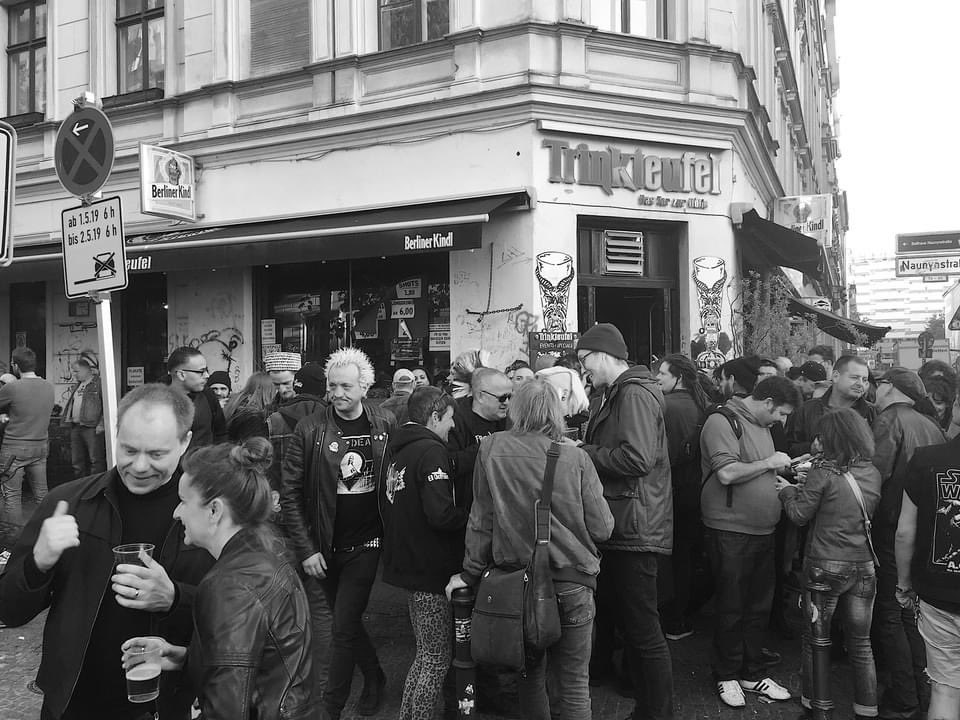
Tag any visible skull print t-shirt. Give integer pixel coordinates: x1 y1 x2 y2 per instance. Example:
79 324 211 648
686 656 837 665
332 410 381 550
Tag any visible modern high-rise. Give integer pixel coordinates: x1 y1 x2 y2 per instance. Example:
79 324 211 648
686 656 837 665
849 253 945 340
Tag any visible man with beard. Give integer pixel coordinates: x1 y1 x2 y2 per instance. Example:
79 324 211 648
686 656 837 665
787 355 876 457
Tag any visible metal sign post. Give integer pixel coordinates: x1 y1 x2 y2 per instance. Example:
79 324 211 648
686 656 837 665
56 93 121 470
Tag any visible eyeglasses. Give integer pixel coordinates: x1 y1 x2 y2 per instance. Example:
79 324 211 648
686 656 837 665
481 390 512 404
577 351 595 364
180 367 209 376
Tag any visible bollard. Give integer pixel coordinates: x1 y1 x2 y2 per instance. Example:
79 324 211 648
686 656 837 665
806 568 834 720
451 587 476 718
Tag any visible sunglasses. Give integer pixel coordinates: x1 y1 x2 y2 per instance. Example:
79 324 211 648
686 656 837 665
180 367 209 376
481 390 512 404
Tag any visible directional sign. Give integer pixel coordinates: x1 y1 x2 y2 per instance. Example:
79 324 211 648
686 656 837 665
54 105 115 197
895 254 960 278
897 231 960 256
0 121 16 267
61 196 127 298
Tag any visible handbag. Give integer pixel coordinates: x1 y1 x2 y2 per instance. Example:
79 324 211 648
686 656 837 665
471 442 563 670
843 471 880 567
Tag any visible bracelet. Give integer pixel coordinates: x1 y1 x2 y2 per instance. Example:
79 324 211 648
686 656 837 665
896 585 913 594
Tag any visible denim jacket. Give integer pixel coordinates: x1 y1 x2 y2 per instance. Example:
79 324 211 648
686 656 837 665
60 376 103 429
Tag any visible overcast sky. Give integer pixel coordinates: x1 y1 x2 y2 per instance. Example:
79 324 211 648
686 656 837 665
834 4 960 259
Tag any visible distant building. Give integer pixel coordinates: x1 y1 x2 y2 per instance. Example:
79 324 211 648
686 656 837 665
849 254 946 340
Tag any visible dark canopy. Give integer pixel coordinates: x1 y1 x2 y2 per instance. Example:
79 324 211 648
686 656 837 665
736 209 824 283
787 297 890 346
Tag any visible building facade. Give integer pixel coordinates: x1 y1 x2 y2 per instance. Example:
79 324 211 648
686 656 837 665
1 0 843 404
849 253 946 341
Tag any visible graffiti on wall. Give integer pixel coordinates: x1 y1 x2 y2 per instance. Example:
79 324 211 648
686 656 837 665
536 251 574 332
168 327 245 388
53 321 98 405
691 256 730 372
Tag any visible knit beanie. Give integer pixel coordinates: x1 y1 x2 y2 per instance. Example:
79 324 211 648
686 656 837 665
207 371 232 390
883 367 927 403
576 323 628 361
294 364 326 396
77 350 99 371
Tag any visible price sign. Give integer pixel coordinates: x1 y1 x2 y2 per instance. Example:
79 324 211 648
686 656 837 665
391 300 416 319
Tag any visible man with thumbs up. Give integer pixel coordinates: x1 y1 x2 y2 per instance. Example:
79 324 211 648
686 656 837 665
0 383 214 720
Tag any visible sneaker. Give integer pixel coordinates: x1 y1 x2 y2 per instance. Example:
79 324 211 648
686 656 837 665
739 677 791 701
357 667 386 716
718 680 746 708
664 620 694 641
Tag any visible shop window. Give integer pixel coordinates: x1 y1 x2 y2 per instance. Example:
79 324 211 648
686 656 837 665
593 0 667 39
379 0 449 51
122 272 168 391
249 0 310 77
116 0 165 95
6 0 46 119
9 281 46 378
257 254 451 392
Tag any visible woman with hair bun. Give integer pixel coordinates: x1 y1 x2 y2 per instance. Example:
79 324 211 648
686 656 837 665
122 437 313 720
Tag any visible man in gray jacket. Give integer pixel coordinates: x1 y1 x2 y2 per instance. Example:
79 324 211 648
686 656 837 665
576 323 674 720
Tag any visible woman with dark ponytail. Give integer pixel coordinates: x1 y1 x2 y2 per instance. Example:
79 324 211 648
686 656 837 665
122 437 313 719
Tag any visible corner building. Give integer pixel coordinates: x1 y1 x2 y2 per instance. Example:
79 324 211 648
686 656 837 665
1 0 842 403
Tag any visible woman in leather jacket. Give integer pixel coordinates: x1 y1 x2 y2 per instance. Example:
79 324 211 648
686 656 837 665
123 437 312 720
777 408 882 720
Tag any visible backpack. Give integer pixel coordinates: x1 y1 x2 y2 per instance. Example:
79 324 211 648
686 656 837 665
673 405 743 512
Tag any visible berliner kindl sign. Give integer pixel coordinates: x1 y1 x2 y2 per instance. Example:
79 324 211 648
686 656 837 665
138 143 196 222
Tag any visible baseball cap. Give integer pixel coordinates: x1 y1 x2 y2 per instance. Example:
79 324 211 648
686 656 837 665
294 364 326 396
788 361 827 382
393 369 415 389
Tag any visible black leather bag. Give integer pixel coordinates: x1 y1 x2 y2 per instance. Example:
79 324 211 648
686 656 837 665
471 442 563 670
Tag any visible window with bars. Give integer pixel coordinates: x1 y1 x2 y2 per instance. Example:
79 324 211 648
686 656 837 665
7 0 46 116
594 0 667 39
249 0 310 77
379 0 449 51
117 0 165 95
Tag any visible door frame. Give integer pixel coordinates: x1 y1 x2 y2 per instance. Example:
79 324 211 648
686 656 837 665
578 278 680 357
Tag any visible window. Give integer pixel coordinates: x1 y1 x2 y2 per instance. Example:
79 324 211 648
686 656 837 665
379 0 449 51
594 0 666 39
249 0 310 77
116 0 165 95
7 1 46 116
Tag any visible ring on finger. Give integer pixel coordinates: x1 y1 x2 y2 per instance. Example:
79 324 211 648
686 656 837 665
135 589 140 598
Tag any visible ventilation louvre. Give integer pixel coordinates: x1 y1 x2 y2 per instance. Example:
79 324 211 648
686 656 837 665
603 231 644 275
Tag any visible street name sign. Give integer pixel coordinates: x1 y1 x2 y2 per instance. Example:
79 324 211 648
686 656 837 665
895 254 960 278
0 121 16 267
61 196 127 298
54 105 115 197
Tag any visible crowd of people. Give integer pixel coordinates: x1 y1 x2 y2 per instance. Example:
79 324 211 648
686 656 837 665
0 332 958 720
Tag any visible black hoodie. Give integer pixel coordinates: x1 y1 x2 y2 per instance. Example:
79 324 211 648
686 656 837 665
382 423 468 594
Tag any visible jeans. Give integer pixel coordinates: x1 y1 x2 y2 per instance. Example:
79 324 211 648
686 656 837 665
873 525 927 717
662 506 702 626
519 583 595 720
0 441 48 525
400 591 452 720
596 550 673 720
705 528 775 681
320 547 382 716
302 575 334 702
801 558 878 717
70 426 106 480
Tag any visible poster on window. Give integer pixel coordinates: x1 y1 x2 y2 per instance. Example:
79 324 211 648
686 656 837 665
139 144 197 222
391 338 423 362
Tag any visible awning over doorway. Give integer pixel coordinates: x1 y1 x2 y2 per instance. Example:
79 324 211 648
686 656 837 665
735 209 824 283
9 190 531 272
787 297 891 346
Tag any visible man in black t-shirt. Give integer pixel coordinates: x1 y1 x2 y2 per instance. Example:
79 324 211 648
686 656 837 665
281 348 397 720
897 435 960 720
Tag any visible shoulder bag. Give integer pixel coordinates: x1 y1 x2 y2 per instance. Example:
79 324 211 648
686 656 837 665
843 471 880 567
470 442 563 671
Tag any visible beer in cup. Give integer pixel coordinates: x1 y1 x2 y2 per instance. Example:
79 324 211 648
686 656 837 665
125 637 163 703
113 543 155 567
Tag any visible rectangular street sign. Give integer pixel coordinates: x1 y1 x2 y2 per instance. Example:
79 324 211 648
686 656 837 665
896 254 960 278
923 275 949 283
897 231 960 255
61 196 128 298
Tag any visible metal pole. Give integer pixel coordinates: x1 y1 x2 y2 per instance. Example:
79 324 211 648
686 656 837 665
91 291 118 470
806 569 834 720
451 587 476 718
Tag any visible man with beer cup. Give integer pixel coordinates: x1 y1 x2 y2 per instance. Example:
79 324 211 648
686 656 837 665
0 384 213 720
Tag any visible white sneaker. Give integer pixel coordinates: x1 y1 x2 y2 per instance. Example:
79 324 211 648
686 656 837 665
739 677 791 701
717 680 746 708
